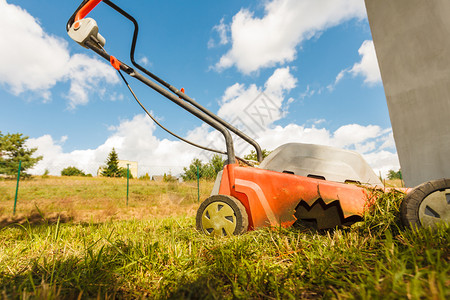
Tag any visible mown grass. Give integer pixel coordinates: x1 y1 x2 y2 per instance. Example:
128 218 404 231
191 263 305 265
0 179 448 299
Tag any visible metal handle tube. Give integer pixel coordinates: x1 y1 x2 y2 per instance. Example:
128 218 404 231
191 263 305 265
85 41 237 164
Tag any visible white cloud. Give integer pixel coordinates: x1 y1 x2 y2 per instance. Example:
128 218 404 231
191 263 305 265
59 136 68 144
265 67 297 96
208 18 231 48
363 150 400 179
332 124 382 148
65 54 119 108
137 56 151 67
379 131 396 150
217 67 297 134
215 0 366 74
215 18 230 45
26 134 101 176
313 119 326 125
255 123 383 155
0 0 118 108
299 85 317 100
213 18 230 45
331 40 382 88
349 40 381 84
109 92 125 102
327 68 349 91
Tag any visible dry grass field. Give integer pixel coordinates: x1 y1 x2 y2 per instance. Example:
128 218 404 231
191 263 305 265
0 176 214 226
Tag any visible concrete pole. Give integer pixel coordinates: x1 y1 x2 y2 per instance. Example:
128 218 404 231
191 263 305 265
365 0 450 186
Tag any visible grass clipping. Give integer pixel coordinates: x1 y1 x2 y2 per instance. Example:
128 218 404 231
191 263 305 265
0 188 449 299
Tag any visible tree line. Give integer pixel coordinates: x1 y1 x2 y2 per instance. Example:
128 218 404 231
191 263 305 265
1 131 404 182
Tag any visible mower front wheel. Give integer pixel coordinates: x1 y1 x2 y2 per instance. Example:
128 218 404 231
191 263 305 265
401 178 450 228
196 195 249 237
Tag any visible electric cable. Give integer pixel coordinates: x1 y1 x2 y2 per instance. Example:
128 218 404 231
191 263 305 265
116 70 252 166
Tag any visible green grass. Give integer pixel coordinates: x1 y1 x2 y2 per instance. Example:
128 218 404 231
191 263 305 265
0 179 448 299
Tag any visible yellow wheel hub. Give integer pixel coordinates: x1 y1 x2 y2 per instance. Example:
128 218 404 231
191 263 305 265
201 201 236 237
419 189 450 227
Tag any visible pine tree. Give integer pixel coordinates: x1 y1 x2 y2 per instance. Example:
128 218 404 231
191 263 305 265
0 131 43 177
101 148 125 177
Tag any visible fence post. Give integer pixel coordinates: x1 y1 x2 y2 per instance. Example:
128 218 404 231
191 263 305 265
197 164 200 203
126 164 130 207
13 160 22 216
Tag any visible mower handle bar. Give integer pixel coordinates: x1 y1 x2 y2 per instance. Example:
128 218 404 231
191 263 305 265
75 0 102 22
67 0 263 163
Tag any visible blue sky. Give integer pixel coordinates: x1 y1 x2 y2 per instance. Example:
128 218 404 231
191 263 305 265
0 0 399 176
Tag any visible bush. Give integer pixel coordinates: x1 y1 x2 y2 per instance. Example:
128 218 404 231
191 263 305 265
163 173 177 182
181 154 225 181
42 169 50 178
61 166 86 177
140 173 151 180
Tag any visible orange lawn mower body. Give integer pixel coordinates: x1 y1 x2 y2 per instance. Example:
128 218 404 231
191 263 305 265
67 0 429 238
196 143 388 236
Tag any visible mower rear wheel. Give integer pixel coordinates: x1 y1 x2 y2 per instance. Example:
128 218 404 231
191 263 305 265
196 195 248 237
401 178 450 228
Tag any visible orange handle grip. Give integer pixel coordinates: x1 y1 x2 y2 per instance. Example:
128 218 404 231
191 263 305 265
75 0 103 22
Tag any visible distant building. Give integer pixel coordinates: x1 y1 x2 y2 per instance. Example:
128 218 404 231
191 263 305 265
151 175 164 182
151 174 181 182
118 160 138 178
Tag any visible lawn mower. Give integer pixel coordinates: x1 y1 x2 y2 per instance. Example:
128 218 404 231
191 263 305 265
67 0 449 236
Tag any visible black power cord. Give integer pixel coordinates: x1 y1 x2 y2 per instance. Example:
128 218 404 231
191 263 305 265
116 70 252 166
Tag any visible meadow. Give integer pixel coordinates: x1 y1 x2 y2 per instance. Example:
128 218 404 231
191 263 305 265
0 177 448 299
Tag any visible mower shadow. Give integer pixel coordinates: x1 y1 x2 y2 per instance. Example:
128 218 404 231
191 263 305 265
0 212 73 229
